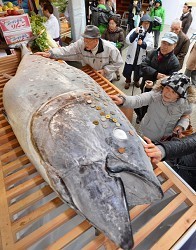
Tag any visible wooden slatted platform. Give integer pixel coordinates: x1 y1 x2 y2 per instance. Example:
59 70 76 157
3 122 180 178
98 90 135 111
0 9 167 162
0 54 195 250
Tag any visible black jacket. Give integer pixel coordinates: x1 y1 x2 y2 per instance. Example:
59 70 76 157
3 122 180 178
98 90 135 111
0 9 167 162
141 49 180 82
158 133 196 190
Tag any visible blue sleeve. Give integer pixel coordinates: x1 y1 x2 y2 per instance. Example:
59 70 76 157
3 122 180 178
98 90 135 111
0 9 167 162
129 31 138 43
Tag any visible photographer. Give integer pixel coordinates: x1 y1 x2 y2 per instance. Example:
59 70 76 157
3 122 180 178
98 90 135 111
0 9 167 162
123 14 153 89
150 0 165 49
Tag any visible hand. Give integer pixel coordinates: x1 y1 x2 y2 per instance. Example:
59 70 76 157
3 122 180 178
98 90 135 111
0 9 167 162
173 125 183 135
143 137 163 164
145 80 153 89
157 73 166 80
109 95 124 105
34 51 51 58
135 27 140 33
137 39 142 45
97 69 105 76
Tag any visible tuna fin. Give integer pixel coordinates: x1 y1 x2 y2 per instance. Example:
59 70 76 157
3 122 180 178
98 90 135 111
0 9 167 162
106 154 163 206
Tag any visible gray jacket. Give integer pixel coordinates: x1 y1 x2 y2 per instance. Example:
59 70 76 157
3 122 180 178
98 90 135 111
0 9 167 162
122 91 192 141
49 38 123 81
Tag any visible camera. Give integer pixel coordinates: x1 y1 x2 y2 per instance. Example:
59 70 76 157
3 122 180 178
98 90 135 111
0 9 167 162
138 26 144 39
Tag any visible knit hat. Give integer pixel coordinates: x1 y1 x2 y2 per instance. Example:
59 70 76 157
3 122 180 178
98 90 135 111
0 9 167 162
155 0 162 5
82 25 101 39
161 32 178 44
161 72 191 98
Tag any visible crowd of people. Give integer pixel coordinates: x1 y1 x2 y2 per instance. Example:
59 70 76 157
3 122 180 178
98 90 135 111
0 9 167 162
35 1 195 189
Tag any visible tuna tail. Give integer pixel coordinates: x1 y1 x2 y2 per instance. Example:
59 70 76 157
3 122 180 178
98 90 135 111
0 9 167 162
9 41 33 58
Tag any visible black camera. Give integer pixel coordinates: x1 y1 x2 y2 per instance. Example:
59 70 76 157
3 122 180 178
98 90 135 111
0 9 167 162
138 26 144 39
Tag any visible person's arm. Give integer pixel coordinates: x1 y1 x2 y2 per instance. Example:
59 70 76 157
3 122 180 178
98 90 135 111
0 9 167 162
140 50 158 81
110 91 154 109
126 29 138 44
49 39 83 61
156 134 196 160
35 39 83 61
144 134 196 163
118 29 125 48
160 8 165 32
176 38 190 69
174 105 192 132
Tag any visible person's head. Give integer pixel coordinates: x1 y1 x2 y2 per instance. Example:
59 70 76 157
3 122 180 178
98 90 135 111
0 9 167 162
98 0 105 4
160 32 178 55
183 3 192 14
140 14 152 31
154 0 162 8
82 25 100 50
170 19 182 35
161 72 191 102
108 16 119 31
39 0 50 7
42 3 53 17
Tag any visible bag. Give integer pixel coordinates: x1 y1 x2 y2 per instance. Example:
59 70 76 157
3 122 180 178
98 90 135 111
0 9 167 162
133 14 140 28
160 124 194 142
153 16 162 27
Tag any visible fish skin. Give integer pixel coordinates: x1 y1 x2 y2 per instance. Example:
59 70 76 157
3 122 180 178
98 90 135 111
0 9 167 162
3 52 163 249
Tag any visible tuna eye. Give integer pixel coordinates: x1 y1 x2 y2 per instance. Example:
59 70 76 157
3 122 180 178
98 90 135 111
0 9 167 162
113 128 127 140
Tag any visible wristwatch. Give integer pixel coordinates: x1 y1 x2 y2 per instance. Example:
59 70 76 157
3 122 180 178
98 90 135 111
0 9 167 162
118 94 126 106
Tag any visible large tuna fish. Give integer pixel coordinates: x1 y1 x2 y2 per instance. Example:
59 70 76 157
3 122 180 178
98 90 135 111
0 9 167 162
3 46 163 249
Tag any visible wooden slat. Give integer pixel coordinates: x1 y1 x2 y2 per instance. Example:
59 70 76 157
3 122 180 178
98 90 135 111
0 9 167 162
133 193 187 248
4 164 36 186
151 205 196 250
2 155 30 176
9 185 52 215
6 175 44 201
14 208 77 250
46 220 92 250
12 197 63 233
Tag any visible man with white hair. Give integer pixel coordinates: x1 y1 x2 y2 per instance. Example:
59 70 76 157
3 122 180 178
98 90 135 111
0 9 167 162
170 19 190 69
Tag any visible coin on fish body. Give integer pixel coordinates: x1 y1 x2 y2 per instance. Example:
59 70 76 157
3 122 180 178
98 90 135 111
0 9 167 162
112 118 118 123
129 130 134 136
115 122 121 127
90 104 96 108
86 99 92 104
102 124 108 129
105 114 111 119
110 111 115 115
101 117 107 122
118 147 126 154
96 106 101 110
100 112 106 116
104 102 108 106
93 120 99 125
94 93 100 98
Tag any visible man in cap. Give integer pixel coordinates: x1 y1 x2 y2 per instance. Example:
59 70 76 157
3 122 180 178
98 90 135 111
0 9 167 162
180 3 193 34
35 25 123 81
170 19 190 69
135 31 180 123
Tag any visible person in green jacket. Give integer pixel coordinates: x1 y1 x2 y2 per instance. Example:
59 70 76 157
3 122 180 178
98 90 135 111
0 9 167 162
150 0 165 49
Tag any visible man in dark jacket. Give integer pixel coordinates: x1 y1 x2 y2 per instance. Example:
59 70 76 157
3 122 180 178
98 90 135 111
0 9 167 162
171 19 190 69
135 32 180 123
180 3 193 34
144 134 196 190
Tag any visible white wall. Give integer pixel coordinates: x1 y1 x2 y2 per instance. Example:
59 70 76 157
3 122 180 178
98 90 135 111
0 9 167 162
163 0 196 30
